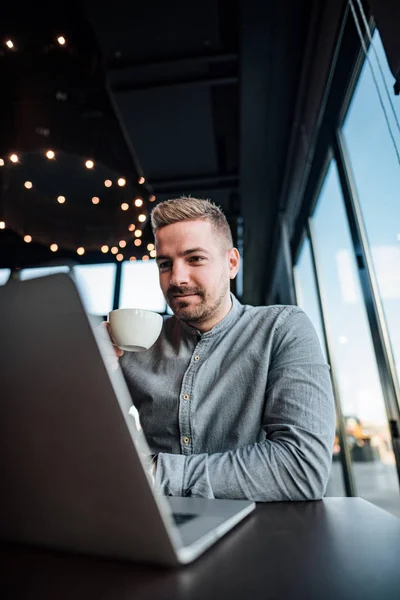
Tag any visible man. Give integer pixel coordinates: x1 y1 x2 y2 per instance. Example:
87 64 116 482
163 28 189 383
113 197 335 501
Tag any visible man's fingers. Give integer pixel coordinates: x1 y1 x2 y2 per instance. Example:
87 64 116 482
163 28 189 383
102 321 124 358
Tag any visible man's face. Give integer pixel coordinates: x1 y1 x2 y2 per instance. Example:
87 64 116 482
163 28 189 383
155 220 239 328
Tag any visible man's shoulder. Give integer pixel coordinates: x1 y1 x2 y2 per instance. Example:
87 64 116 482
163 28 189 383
239 302 305 328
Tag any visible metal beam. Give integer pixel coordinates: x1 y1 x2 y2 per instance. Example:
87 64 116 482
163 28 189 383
112 75 238 93
108 52 238 71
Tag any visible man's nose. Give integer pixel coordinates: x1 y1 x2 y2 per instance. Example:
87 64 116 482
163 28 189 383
170 262 189 287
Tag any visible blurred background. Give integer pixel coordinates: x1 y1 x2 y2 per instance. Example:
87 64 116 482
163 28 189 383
1 0 400 517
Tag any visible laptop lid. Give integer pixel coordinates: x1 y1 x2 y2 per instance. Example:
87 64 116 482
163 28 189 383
0 273 183 565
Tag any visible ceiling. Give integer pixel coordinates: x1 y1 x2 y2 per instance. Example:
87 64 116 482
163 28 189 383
0 0 346 302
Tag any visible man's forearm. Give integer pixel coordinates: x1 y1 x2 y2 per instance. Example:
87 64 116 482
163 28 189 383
155 427 333 501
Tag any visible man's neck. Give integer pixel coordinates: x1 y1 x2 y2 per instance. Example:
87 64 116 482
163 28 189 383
188 295 232 333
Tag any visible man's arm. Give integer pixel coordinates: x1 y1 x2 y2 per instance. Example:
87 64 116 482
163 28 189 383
155 310 336 501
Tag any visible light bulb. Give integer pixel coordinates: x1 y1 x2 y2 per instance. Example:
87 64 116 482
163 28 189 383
91 196 100 205
57 195 66 204
128 223 136 232
24 235 32 243
119 240 127 248
9 153 19 163
138 176 145 184
0 159 4 166
121 203 129 211
104 179 112 188
24 181 33 189
149 194 156 202
134 198 143 207
111 246 118 255
117 177 126 187
57 36 66 45
101 245 109 253
142 255 149 261
85 160 94 169
134 239 142 247
129 256 137 261
77 247 85 256
0 221 5 229
150 250 157 258
134 229 142 238
138 214 146 223
6 40 14 49
50 243 58 252
147 243 155 251
116 253 124 262
46 150 55 160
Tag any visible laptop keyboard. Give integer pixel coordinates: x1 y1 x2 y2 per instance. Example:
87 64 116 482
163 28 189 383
172 512 198 526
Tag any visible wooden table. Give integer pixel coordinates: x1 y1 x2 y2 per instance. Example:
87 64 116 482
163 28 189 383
2 498 400 600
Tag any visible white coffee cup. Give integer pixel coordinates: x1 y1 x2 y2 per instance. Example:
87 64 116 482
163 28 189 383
108 308 163 352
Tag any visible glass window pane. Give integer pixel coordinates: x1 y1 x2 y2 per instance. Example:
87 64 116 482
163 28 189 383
343 30 400 385
0 269 11 285
120 260 166 312
312 161 400 517
73 264 117 316
294 237 345 498
19 266 70 280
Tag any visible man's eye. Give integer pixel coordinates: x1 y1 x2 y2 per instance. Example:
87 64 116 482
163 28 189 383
189 256 204 263
158 261 171 270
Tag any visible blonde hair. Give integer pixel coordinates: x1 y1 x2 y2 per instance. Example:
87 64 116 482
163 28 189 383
150 196 233 249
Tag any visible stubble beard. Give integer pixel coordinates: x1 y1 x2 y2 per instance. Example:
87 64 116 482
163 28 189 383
167 282 228 325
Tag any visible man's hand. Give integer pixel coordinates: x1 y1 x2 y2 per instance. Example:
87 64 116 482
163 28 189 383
99 321 124 371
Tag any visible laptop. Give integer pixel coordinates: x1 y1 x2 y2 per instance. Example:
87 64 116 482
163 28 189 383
0 273 255 566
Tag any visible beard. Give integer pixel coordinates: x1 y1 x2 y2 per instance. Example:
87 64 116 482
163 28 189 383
166 283 228 325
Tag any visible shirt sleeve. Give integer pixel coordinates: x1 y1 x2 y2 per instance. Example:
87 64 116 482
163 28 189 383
154 309 336 501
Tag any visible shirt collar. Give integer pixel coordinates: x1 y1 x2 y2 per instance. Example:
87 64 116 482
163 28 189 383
177 293 242 338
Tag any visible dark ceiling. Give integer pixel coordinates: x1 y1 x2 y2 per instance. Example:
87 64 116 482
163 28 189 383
0 0 346 303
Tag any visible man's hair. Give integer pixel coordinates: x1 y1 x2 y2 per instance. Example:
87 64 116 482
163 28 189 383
150 196 233 250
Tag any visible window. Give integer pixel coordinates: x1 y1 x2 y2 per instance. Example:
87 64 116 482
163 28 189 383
294 236 345 498
19 265 70 280
119 260 166 312
0 269 11 285
343 31 400 384
73 264 117 316
311 161 399 516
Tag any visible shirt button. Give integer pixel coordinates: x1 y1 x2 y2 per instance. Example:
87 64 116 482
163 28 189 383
194 355 200 361
183 394 189 400
191 330 196 335
183 436 190 444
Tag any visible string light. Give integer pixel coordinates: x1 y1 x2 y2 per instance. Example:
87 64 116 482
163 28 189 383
134 230 142 238
101 245 109 253
150 249 157 258
121 203 129 211
24 181 33 189
138 214 146 223
117 178 126 187
50 243 58 252
129 256 137 261
91 196 100 205
147 243 155 251
77 247 85 256
46 150 55 160
0 159 4 166
128 223 136 232
138 176 145 184
142 255 149 261
134 198 143 207
57 195 66 204
9 153 19 163
85 160 94 169
24 235 32 243
111 246 118 254
116 253 124 261
6 40 14 49
0 221 5 229
57 36 66 45
149 194 156 202
119 240 127 248
134 239 142 246
104 179 112 188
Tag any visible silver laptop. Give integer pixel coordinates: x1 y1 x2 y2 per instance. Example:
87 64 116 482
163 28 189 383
0 273 255 566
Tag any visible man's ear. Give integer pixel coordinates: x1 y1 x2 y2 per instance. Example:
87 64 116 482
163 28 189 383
228 248 240 280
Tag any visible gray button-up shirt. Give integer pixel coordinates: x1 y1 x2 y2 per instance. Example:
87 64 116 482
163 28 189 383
120 295 335 501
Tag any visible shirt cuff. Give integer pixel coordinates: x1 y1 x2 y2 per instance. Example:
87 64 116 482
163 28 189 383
155 452 186 496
